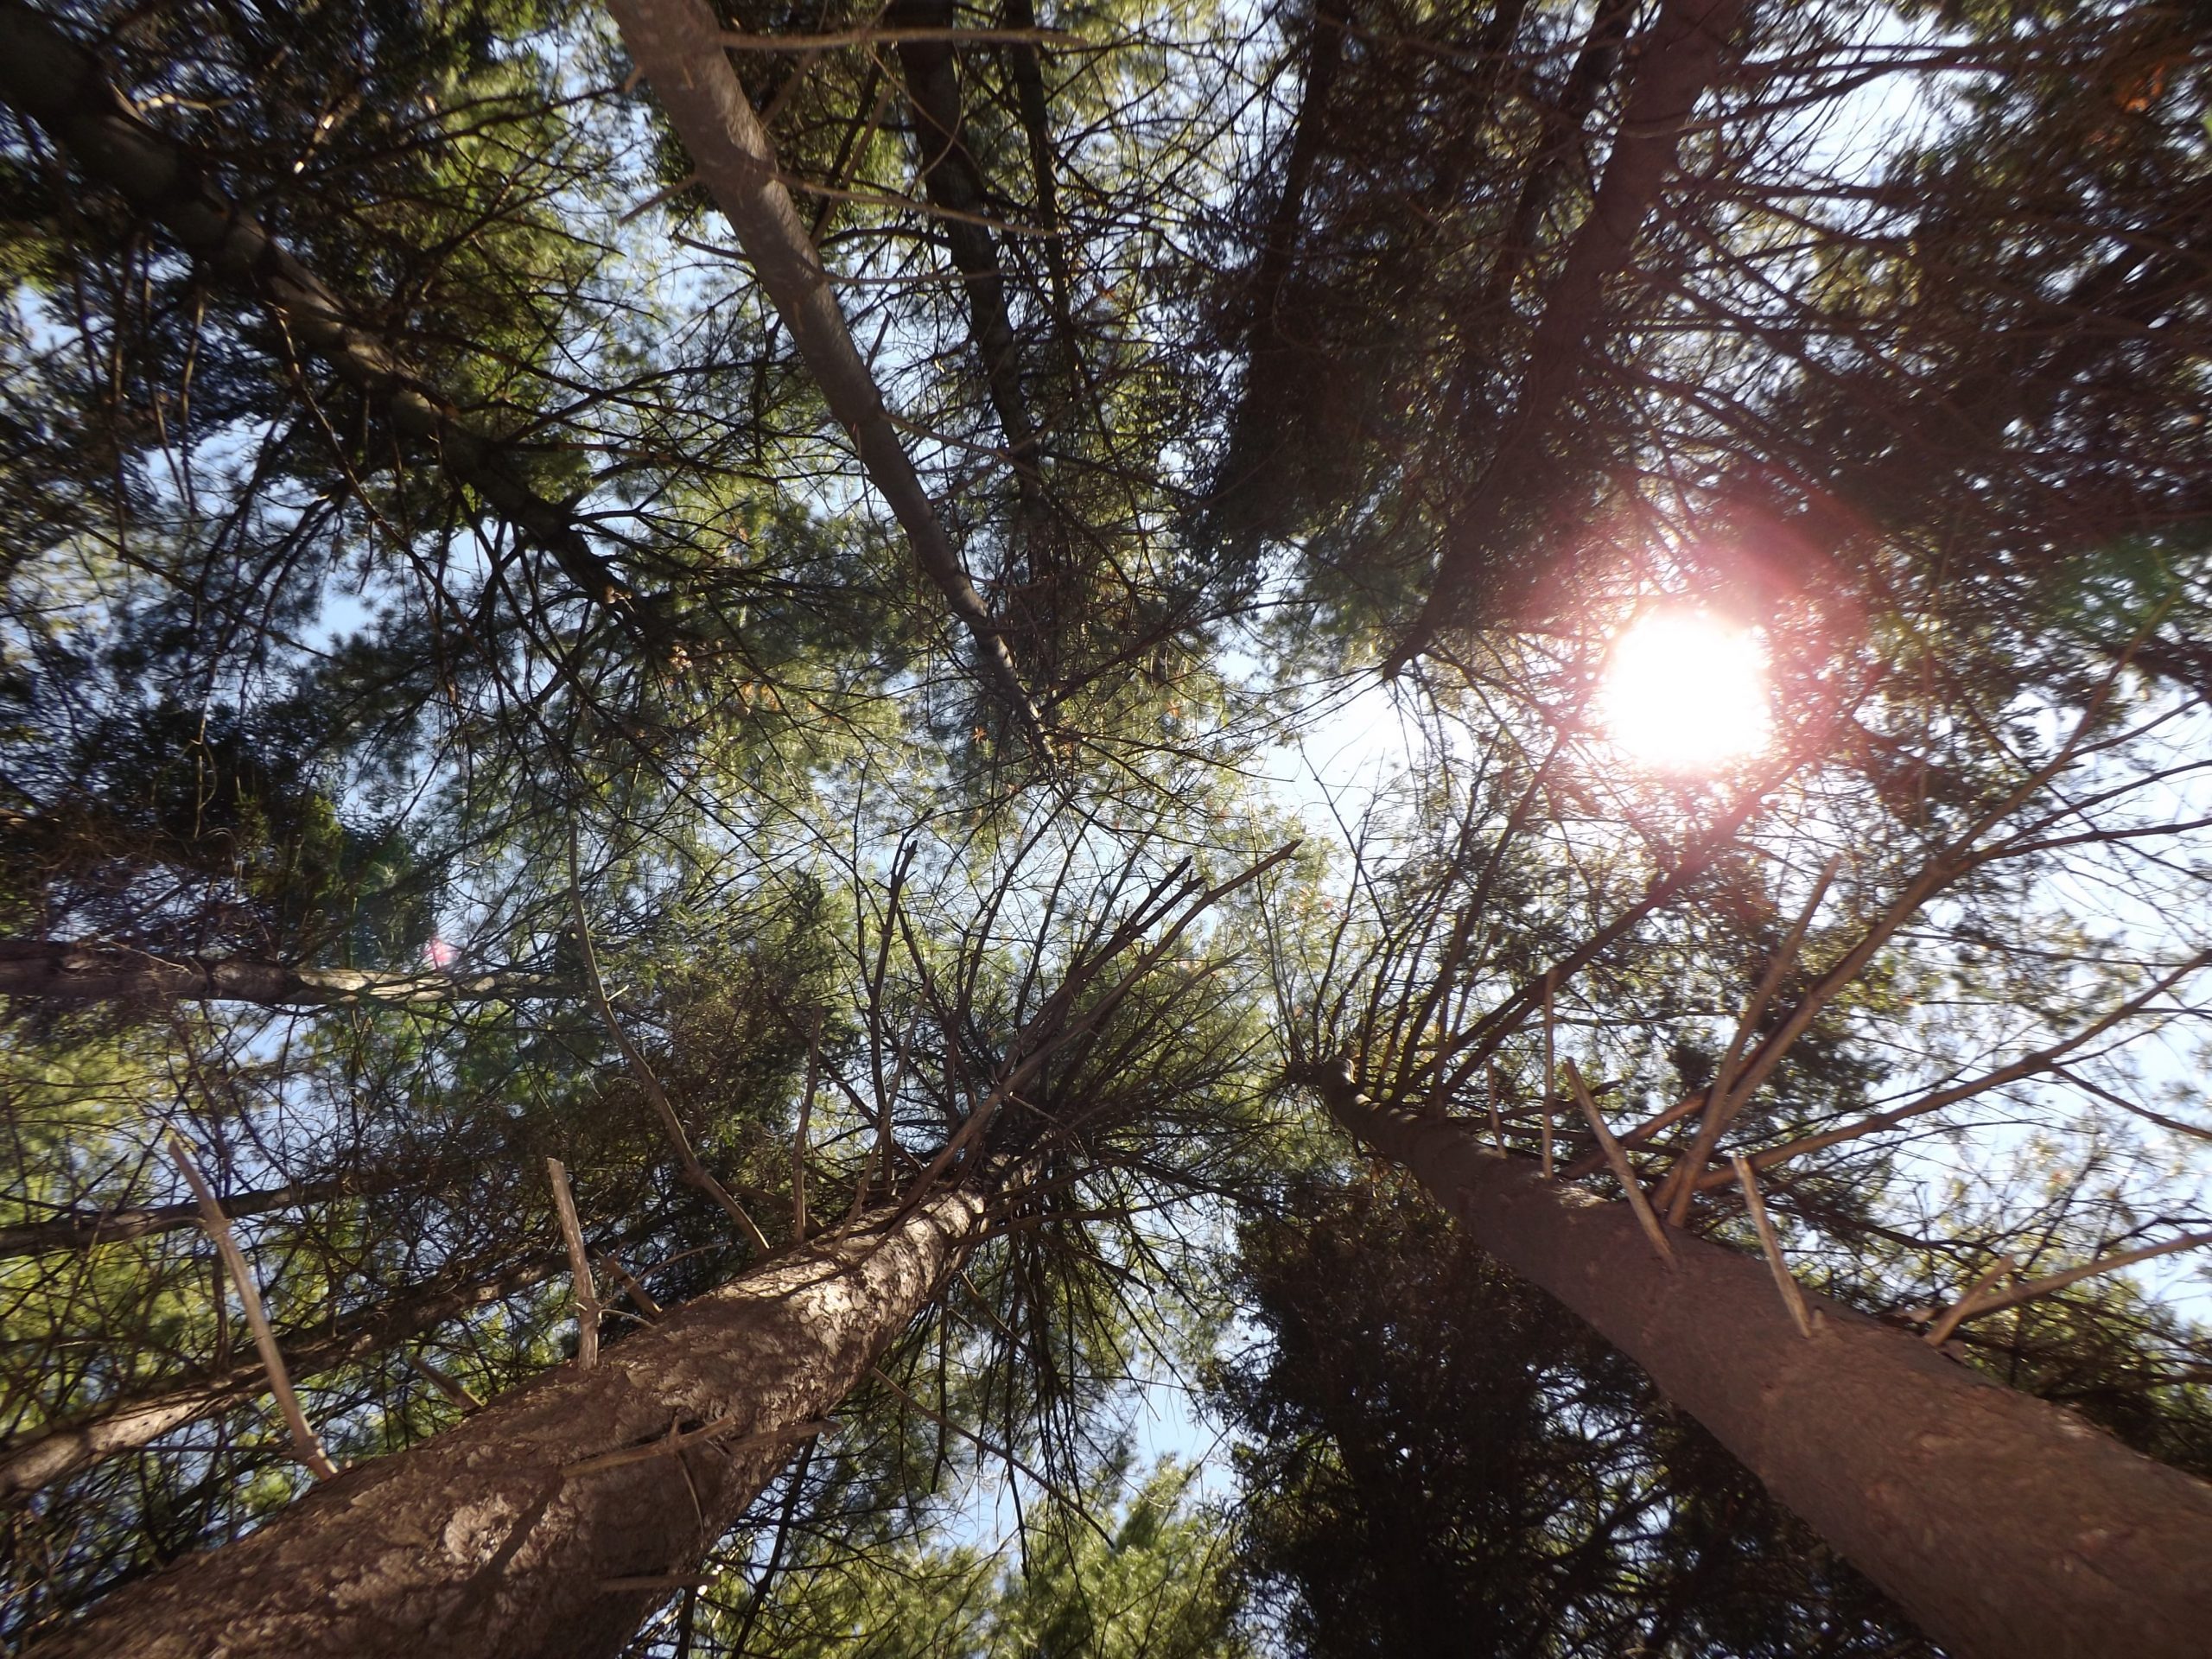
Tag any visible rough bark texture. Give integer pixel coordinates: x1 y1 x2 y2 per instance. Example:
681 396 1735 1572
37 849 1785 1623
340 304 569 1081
0 939 567 1007
1 1249 574 1503
28 1189 988 1659
0 1 674 650
1392 0 1745 665
608 0 1047 748
1312 1064 2212 1659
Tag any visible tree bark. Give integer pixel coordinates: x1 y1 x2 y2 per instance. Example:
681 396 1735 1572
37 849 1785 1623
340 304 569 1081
0 1 677 652
0 1248 575 1503
27 1187 988 1659
0 939 568 1007
1390 0 1745 666
607 0 1047 750
1307 1061 2212 1659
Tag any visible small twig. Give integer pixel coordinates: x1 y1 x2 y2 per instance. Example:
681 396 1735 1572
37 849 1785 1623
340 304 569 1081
1731 1154 1813 1338
546 1158 602 1368
563 1414 835 1478
617 170 698 226
1541 972 1556 1179
165 1134 340 1479
1563 1063 1675 1268
868 1367 1111 1544
795 1008 821 1238
406 1349 484 1413
1924 1254 2018 1346
1487 1065 1504 1149
601 1251 664 1320
772 171 1060 238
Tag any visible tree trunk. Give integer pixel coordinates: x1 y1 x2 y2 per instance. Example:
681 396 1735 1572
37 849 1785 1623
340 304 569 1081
1390 0 1745 665
29 1187 988 1659
1205 0 1348 543
0 1249 573 1503
889 0 1039 480
607 0 1046 749
1308 1062 2212 1659
0 939 567 1007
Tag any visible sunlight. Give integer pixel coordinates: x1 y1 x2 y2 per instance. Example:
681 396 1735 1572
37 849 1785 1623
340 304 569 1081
1599 610 1771 772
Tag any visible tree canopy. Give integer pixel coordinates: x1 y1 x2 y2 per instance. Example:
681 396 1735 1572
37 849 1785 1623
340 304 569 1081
3 0 2209 1654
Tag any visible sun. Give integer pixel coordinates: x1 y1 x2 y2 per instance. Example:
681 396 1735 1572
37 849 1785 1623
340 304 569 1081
1598 610 1771 772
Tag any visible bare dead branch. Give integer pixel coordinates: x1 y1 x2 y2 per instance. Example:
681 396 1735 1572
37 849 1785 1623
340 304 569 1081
165 1135 340 1480
547 1158 602 1369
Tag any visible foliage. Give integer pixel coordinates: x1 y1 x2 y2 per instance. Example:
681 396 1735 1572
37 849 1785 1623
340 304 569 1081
1211 1183 1932 1657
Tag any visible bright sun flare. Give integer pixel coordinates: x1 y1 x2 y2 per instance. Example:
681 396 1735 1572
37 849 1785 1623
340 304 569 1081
1599 611 1771 772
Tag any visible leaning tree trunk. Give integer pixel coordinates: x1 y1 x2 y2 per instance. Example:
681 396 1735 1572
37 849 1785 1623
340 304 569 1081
0 939 566 1007
29 1187 988 1659
607 0 1046 751
1308 1063 2212 1659
1390 0 1746 666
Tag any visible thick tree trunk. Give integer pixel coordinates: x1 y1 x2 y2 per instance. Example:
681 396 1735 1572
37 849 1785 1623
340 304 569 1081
29 1188 988 1659
607 0 1047 749
0 939 566 1007
1309 1063 2212 1659
0 1249 575 1503
0 1 673 651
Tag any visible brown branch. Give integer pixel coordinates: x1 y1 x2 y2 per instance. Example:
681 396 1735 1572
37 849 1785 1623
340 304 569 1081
1564 1061 1674 1266
1390 0 1748 664
1662 855 1840 1223
1731 1154 1811 1338
0 1174 351 1258
1923 1253 2018 1348
1936 1234 2212 1338
406 1351 486 1413
165 1135 340 1480
565 838 772 1254
601 1252 664 1320
795 1009 821 1238
0 3 680 652
546 1158 602 1369
0 939 570 1007
1693 951 2212 1192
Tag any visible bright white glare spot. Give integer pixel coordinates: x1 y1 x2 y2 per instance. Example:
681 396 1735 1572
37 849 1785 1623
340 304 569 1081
1599 611 1771 772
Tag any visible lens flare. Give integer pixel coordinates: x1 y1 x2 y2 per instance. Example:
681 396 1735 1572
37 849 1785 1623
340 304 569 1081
1599 611 1770 772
